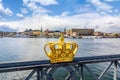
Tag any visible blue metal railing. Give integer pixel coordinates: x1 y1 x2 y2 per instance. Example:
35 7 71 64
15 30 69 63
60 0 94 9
0 54 120 80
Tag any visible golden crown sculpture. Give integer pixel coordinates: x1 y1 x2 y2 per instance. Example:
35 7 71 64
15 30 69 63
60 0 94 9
44 34 78 63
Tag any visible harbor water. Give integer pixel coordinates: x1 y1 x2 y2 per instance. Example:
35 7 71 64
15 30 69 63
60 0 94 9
0 37 120 80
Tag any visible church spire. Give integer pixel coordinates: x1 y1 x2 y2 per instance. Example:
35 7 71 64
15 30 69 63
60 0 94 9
41 26 43 32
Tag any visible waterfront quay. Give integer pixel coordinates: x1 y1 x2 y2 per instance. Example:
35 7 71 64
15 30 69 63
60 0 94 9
0 28 120 38
0 54 120 80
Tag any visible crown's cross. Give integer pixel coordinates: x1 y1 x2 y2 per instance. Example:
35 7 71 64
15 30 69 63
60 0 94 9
44 34 78 63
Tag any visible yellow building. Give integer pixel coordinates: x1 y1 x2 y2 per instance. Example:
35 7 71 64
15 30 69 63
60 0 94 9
93 32 103 36
32 30 40 36
23 30 41 37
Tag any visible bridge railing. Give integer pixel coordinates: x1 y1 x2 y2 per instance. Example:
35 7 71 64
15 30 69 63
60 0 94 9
0 54 120 80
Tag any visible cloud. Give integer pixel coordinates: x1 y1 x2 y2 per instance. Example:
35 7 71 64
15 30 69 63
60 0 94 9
76 4 95 14
88 0 113 13
16 13 23 17
0 0 120 33
21 8 28 14
22 0 55 15
115 9 118 12
33 0 58 6
104 0 114 2
1 13 120 32
0 0 13 16
23 0 58 6
0 26 17 32
104 0 120 2
61 11 70 17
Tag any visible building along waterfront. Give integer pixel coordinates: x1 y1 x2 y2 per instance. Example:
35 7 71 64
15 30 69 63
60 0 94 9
1 28 120 38
0 31 3 37
66 28 94 38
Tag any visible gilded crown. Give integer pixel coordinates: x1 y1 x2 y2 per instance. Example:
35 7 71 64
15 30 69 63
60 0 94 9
44 34 78 63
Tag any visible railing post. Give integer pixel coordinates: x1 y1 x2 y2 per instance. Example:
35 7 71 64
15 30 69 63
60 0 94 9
98 62 113 80
37 69 40 80
80 64 84 80
113 61 117 80
25 69 36 80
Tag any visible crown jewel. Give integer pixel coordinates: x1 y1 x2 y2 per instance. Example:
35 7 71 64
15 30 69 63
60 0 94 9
44 34 78 63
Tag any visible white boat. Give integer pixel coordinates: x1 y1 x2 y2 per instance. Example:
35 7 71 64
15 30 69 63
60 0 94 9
82 36 102 39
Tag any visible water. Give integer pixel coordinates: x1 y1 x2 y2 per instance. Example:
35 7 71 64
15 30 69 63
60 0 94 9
0 37 120 62
0 37 120 79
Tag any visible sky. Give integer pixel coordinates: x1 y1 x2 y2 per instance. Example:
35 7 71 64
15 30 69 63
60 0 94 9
0 0 120 32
